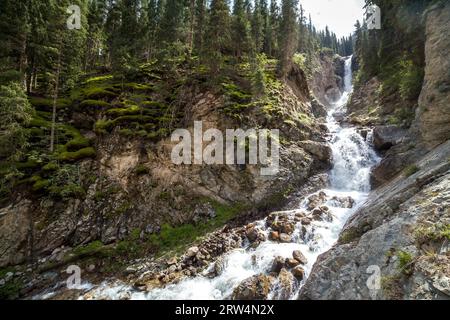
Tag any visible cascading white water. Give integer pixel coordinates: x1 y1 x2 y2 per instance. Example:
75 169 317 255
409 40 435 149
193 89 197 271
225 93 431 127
37 56 379 301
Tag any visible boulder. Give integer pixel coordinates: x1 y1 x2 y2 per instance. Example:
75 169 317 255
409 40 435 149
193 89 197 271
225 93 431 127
373 125 407 151
272 268 295 300
285 258 300 268
307 191 328 210
292 266 305 280
271 256 286 273
269 231 280 241
330 196 355 209
293 250 308 265
231 274 274 300
299 141 332 162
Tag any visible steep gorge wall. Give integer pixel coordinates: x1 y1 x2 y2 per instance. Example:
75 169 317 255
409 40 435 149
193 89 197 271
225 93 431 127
300 1 450 300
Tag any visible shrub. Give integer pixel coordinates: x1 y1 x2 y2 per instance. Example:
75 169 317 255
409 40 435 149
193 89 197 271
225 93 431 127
398 60 424 101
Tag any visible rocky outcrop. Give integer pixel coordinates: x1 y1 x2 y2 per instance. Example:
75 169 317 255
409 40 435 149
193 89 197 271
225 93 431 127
416 2 450 150
372 126 408 151
311 52 346 105
232 274 274 300
299 141 450 300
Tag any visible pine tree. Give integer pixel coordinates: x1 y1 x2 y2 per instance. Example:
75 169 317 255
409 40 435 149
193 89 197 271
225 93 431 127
278 0 298 78
232 0 252 59
204 0 230 76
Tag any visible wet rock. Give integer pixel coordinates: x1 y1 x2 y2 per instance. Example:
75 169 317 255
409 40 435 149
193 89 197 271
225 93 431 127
330 196 355 209
301 217 312 225
246 226 265 243
293 250 308 265
285 258 300 268
292 266 305 280
166 257 177 266
307 191 327 210
269 231 280 241
232 274 274 300
279 233 292 243
271 256 286 273
271 221 295 235
272 268 295 300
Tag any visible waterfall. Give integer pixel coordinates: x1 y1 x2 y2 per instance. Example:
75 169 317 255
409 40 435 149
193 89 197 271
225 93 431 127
38 56 380 301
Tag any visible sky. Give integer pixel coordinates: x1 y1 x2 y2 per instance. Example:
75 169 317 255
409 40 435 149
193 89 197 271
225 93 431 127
299 0 366 38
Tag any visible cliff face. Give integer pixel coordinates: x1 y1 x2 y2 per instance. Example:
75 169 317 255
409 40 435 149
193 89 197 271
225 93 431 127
0 62 332 270
300 2 450 300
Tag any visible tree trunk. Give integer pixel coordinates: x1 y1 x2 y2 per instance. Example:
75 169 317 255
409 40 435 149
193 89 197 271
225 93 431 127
50 51 62 153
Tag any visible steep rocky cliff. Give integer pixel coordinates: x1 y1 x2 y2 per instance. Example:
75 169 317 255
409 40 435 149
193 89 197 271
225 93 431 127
300 1 450 300
0 53 341 298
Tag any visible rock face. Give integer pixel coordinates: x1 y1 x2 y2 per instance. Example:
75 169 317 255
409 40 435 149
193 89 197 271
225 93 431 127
232 274 274 300
0 201 31 267
299 141 450 300
311 52 346 105
0 62 332 268
417 2 450 150
373 126 407 151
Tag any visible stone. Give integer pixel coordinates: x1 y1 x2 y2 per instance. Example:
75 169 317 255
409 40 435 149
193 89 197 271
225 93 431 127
272 269 295 300
307 192 327 210
292 266 305 280
271 256 286 273
285 258 300 268
186 246 199 258
299 141 332 162
269 231 280 241
279 233 292 243
293 250 308 265
167 257 177 266
231 274 274 300
373 125 407 151
330 196 355 209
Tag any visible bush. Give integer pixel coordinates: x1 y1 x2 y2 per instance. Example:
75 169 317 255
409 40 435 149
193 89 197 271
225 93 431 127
58 147 96 162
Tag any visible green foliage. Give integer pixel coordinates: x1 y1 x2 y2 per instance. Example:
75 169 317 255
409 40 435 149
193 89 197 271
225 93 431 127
79 100 111 109
0 267 23 300
0 83 34 163
396 250 414 275
398 59 424 101
58 147 96 162
414 224 450 244
148 200 245 254
65 137 91 152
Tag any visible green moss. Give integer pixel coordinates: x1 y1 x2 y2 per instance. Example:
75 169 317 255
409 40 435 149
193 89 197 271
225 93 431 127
83 87 117 100
403 165 419 177
42 162 59 172
58 147 96 162
339 228 361 244
0 274 23 300
94 119 114 133
85 75 114 84
123 83 153 91
80 99 111 109
32 178 50 192
65 137 91 152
